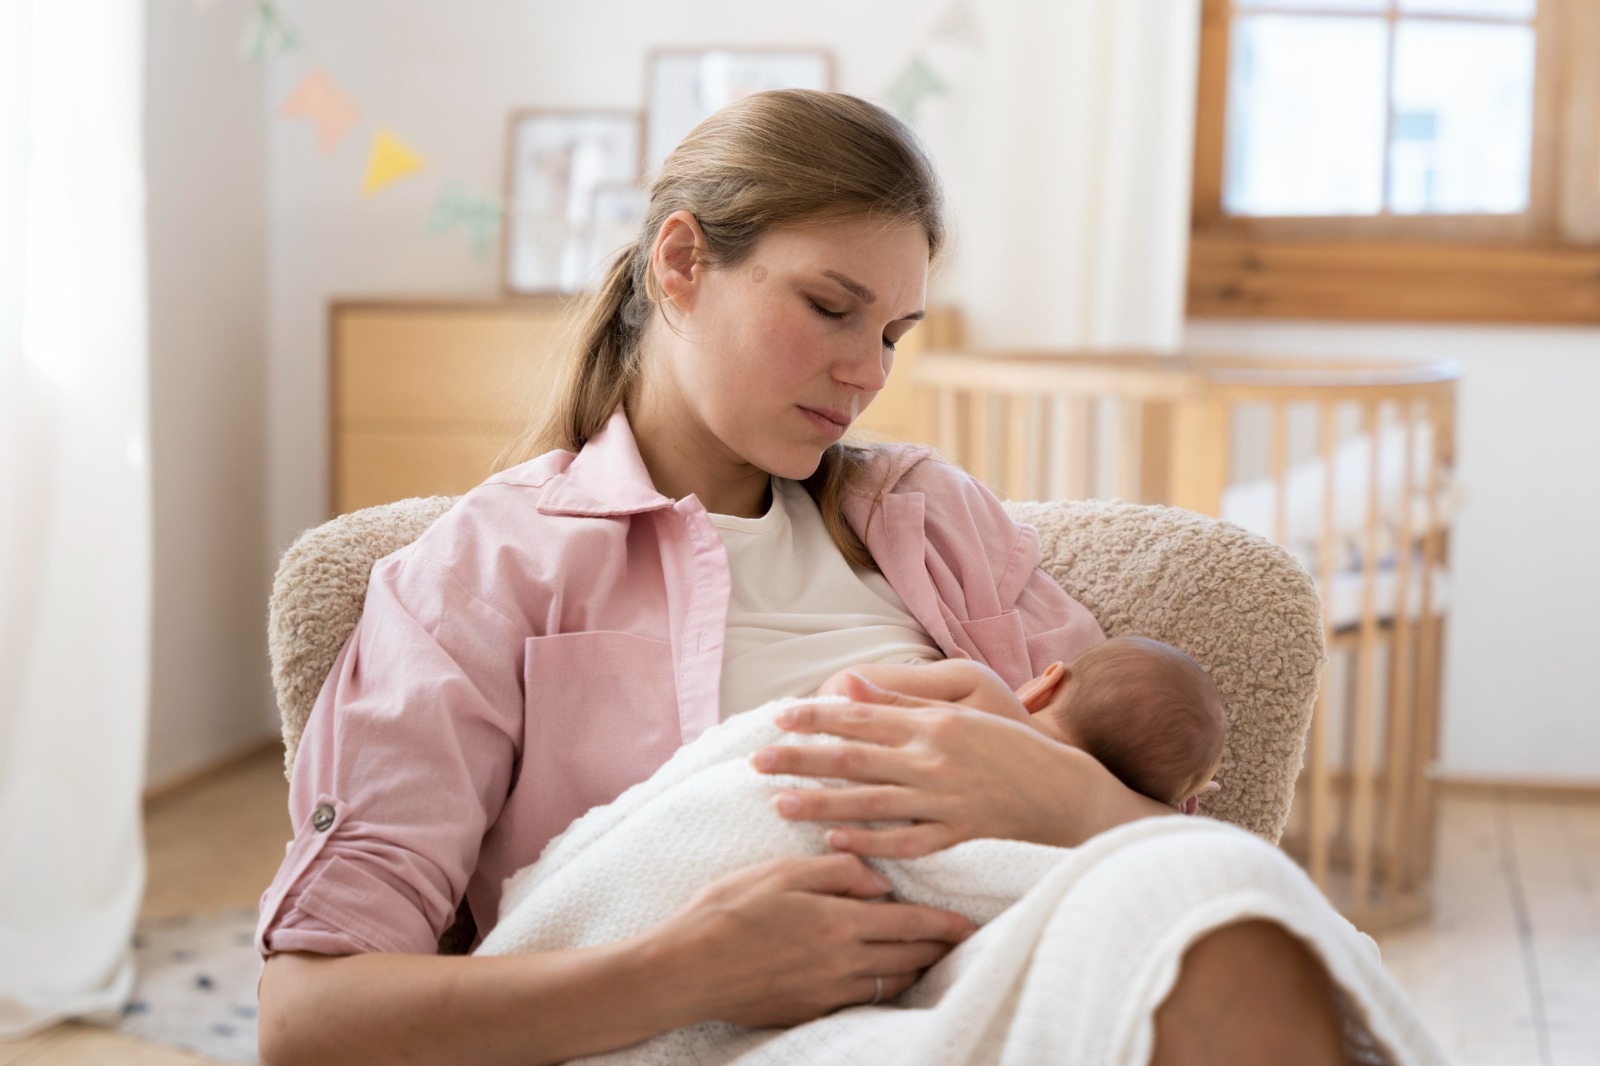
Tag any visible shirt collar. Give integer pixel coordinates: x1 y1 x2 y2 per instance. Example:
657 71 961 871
535 405 678 517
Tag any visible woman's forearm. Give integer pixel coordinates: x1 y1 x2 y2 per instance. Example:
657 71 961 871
258 932 698 1066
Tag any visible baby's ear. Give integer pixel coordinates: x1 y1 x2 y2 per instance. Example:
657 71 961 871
1016 662 1068 714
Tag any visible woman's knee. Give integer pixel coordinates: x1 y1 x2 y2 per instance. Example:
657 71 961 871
1150 919 1346 1066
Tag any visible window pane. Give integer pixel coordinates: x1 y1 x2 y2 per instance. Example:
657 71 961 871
1224 16 1389 215
1388 20 1535 213
1396 0 1535 18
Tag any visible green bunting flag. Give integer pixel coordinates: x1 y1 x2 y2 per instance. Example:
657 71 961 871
429 184 505 257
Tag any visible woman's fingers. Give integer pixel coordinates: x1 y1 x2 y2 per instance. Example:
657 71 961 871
770 697 938 745
825 821 954 860
753 738 924 785
773 784 921 823
848 897 977 945
773 852 892 898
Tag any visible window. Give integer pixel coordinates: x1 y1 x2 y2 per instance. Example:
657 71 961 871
1189 0 1600 322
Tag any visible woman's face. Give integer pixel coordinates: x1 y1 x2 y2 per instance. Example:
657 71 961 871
643 212 930 483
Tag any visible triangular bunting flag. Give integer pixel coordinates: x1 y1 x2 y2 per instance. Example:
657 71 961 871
931 0 985 51
428 184 505 257
282 69 360 156
886 56 947 123
239 3 296 62
362 130 427 194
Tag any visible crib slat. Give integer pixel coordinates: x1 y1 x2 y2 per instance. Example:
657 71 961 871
937 388 962 463
1116 399 1141 502
1409 400 1448 887
1307 401 1339 889
1382 401 1419 892
969 392 995 488
1005 393 1030 500
1350 402 1384 908
1271 402 1288 545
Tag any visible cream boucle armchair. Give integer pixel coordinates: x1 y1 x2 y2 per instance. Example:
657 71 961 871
269 496 1324 846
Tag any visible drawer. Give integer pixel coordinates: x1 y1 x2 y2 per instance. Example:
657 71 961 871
334 428 516 516
333 306 568 425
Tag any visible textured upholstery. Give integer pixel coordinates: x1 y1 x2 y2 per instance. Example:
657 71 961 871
269 496 1323 843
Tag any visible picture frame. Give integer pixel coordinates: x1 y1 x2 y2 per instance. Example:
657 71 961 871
501 108 644 296
643 47 835 178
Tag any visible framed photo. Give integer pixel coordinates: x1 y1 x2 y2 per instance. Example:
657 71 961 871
644 47 835 177
502 109 644 296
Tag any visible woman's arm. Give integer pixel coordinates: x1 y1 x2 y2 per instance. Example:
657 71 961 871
753 675 1173 856
259 853 974 1066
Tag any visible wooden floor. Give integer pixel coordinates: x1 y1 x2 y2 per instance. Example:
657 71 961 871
2 748 1596 1065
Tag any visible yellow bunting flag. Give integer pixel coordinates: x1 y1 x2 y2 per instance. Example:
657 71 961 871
362 131 426 195
282 69 360 156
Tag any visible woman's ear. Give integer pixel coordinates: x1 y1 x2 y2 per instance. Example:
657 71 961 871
651 209 707 315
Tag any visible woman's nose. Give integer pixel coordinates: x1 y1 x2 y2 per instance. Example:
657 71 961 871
837 341 889 393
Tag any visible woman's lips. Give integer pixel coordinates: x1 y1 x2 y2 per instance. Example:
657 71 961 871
798 405 847 437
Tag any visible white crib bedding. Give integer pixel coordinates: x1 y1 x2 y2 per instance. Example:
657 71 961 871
476 698 1449 1065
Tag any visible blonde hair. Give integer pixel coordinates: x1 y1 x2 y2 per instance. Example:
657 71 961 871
492 89 946 569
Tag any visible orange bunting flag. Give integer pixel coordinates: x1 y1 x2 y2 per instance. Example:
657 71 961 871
282 69 359 156
361 130 426 195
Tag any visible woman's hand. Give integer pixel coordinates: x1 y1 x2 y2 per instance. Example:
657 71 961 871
752 673 1173 856
640 852 976 1029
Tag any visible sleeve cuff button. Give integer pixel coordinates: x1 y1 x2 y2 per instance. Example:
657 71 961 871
312 804 335 832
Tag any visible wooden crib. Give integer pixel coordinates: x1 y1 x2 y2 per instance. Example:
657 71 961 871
876 348 1460 932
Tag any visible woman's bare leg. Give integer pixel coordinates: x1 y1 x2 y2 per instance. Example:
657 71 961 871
1150 919 1347 1066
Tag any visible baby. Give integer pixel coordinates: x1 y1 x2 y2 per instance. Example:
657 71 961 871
815 636 1226 813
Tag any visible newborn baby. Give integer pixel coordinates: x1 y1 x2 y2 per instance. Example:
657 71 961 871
816 636 1226 813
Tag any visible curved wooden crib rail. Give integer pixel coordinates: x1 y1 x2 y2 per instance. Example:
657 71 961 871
905 348 1461 932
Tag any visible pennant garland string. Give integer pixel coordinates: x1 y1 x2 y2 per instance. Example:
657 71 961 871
217 1 504 256
281 69 360 156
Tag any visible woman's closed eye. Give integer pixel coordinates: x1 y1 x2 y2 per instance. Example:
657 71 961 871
809 300 898 351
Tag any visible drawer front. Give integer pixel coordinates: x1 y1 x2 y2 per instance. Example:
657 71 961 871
335 429 513 515
334 306 567 426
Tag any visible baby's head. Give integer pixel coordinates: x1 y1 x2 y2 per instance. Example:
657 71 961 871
1034 636 1225 808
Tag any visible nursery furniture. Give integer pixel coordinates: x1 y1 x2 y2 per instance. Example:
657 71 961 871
269 495 1324 953
907 350 1460 931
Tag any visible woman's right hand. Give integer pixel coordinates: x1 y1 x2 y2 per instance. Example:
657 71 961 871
640 852 977 1029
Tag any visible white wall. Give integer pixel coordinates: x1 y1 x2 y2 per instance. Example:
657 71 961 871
1185 319 1600 784
144 1 270 789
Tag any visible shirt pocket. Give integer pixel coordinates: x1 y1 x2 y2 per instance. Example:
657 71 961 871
956 608 1031 688
520 630 682 850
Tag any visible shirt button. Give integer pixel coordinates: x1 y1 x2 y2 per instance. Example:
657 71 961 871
312 804 335 832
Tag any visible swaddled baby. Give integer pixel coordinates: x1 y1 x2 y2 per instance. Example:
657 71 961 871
817 636 1226 813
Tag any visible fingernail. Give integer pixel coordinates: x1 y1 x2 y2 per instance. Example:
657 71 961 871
775 794 801 816
827 829 850 849
774 707 796 727
847 672 882 691
749 749 777 771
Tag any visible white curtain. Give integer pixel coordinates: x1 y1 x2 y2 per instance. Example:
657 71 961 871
0 0 151 1038
922 0 1201 350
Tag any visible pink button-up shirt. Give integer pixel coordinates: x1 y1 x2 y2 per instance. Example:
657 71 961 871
255 405 1105 960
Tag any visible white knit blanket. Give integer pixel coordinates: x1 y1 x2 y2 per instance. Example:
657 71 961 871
475 699 1447 1065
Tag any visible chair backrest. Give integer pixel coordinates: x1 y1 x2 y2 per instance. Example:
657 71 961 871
270 496 1323 842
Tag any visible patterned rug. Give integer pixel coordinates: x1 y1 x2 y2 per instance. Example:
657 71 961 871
116 906 261 1064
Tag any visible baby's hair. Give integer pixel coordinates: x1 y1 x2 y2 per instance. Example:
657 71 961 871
1057 637 1226 805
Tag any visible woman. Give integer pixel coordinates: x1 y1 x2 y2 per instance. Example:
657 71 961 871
256 90 1357 1065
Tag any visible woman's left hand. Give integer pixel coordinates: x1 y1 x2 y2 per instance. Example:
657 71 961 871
750 674 1169 858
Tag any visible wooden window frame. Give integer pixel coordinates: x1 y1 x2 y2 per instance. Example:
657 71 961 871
1188 0 1600 323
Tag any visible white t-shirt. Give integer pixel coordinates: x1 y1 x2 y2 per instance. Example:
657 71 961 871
707 476 943 721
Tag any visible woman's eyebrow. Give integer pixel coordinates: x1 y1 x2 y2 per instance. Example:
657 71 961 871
821 269 925 321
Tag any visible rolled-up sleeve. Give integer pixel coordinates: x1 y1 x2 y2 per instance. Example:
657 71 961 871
255 549 526 959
